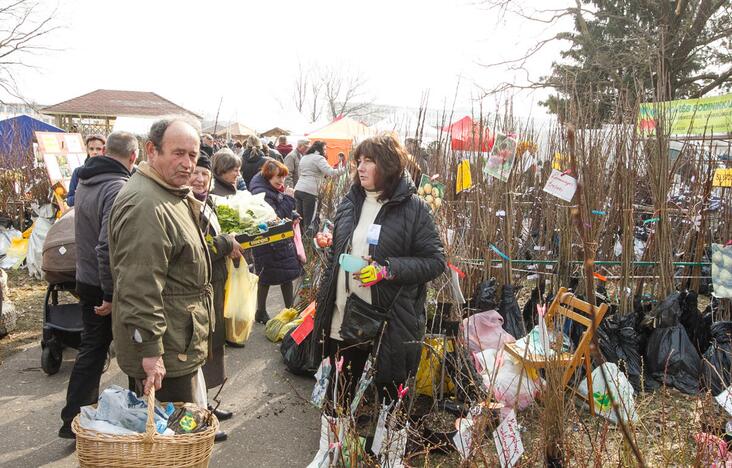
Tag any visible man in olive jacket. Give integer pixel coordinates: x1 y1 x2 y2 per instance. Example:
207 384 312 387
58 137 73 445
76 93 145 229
109 117 212 403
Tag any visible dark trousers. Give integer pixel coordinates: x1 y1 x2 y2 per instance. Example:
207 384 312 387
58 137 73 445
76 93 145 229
60 294 111 426
133 370 200 403
294 190 318 234
256 281 294 315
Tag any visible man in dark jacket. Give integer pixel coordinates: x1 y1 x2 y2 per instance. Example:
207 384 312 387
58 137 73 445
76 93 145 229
58 131 138 439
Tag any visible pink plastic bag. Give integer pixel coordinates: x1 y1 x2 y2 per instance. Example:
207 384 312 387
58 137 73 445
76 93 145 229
293 223 306 264
460 310 515 369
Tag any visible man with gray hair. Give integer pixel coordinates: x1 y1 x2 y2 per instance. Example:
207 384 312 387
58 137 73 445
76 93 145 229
284 139 309 188
59 131 138 439
109 117 212 405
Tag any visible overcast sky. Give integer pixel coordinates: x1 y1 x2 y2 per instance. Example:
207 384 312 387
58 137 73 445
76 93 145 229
10 0 571 127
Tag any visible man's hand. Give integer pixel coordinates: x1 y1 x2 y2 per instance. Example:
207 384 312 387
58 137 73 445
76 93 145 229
227 234 243 259
142 356 166 395
94 300 112 316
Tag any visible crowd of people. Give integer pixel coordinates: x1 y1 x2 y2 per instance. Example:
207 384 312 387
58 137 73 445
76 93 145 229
56 116 445 453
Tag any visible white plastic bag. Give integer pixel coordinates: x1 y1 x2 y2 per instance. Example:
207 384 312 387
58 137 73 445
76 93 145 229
578 362 639 424
712 244 732 298
475 349 540 414
27 212 54 279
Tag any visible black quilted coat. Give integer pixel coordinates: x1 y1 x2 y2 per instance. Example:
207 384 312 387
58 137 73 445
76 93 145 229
312 175 445 385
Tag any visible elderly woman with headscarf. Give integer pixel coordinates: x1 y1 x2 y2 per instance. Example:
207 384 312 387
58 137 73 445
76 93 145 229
211 148 244 196
188 153 244 441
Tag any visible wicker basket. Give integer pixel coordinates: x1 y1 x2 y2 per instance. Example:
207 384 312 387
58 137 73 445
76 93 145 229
72 387 218 468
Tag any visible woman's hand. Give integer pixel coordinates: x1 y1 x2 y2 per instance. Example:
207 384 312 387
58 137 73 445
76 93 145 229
284 187 295 197
353 259 392 287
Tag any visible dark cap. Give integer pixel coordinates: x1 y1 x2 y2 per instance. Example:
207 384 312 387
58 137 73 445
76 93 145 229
196 152 211 170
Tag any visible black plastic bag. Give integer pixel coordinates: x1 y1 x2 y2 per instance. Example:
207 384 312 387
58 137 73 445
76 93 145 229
644 293 701 394
280 327 317 377
597 311 648 392
521 286 543 331
498 284 526 338
472 278 498 312
679 290 712 354
702 321 732 395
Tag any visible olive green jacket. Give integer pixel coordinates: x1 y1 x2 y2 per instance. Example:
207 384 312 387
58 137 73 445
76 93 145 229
109 162 213 379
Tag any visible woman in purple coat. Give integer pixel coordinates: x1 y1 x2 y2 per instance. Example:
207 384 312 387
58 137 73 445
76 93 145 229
248 159 303 324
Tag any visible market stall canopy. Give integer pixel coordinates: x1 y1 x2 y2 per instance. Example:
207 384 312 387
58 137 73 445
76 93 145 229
111 116 158 136
205 122 257 139
0 115 63 162
260 127 290 138
307 116 375 165
444 116 494 152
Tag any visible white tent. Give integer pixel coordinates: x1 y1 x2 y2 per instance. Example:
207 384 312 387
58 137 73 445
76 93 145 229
371 111 441 143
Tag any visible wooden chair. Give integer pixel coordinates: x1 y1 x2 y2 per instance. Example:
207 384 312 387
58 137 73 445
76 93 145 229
504 287 609 415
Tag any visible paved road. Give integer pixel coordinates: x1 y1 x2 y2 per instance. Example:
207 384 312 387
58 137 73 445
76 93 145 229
0 292 320 468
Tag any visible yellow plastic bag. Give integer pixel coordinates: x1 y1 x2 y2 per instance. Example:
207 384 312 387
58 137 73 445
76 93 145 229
223 258 258 345
455 159 472 194
278 317 304 342
265 307 299 343
415 335 456 397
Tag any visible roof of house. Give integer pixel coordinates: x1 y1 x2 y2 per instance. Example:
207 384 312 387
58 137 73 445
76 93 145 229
41 89 202 119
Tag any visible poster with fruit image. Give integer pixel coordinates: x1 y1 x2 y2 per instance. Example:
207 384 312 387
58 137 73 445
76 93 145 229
417 174 445 213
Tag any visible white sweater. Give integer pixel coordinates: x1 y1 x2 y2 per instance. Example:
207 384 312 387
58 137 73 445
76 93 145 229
330 190 384 340
293 152 346 196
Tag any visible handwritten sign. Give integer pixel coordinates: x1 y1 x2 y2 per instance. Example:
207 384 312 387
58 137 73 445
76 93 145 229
716 386 732 416
493 410 524 468
452 417 473 460
543 169 577 202
713 168 732 188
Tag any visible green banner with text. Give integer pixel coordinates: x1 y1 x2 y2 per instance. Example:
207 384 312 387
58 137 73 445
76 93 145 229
638 93 732 137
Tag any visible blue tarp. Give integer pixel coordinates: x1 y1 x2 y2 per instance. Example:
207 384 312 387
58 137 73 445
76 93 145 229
0 114 63 158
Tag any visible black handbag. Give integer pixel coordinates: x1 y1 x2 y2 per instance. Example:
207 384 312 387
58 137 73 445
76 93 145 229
339 267 401 345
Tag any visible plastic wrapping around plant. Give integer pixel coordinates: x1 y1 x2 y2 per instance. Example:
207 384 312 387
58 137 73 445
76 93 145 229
498 284 526 339
701 321 732 396
712 244 732 298
597 311 645 392
644 293 701 394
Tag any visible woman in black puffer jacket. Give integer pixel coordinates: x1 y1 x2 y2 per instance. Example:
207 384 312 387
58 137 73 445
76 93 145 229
311 134 445 403
248 159 303 324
